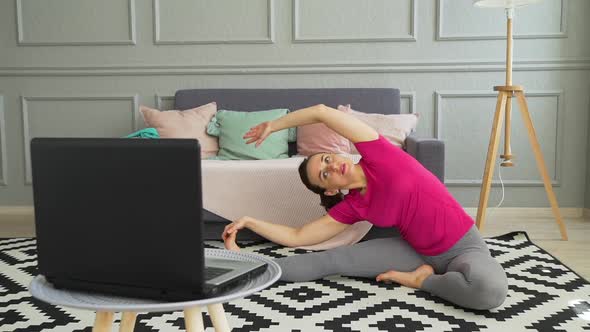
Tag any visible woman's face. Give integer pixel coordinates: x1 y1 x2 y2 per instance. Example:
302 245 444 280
306 153 355 191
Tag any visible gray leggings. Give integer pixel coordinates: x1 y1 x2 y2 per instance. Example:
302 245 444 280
274 225 508 310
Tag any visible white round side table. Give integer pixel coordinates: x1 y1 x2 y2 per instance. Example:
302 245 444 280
29 249 281 332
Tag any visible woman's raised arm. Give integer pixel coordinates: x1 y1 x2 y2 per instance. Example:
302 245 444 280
243 104 378 147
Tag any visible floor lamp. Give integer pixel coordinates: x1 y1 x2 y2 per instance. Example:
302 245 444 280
472 0 568 240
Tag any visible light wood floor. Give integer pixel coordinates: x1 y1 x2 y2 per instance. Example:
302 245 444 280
1 211 589 280
478 214 590 280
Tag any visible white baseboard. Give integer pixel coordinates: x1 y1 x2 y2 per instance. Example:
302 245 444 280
0 206 587 220
0 206 34 215
0 206 587 237
0 206 35 237
463 207 584 219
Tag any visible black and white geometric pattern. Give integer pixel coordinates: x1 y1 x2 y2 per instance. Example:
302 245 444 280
1 232 589 331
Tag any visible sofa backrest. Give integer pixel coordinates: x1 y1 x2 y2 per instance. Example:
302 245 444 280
174 88 401 155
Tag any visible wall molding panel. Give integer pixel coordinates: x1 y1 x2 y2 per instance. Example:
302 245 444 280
155 95 175 110
1 58 588 77
16 0 137 46
435 90 564 187
0 96 6 186
153 0 275 45
21 95 139 184
400 91 416 114
437 0 567 41
293 0 416 43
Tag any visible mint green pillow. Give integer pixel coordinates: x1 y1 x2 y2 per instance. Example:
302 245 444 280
207 109 291 160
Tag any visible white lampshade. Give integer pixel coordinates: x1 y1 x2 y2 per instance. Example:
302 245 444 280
473 0 540 8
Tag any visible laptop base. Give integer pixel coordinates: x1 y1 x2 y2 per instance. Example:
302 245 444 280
48 276 209 302
47 262 267 302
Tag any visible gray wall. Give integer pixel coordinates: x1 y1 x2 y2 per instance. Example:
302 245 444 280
0 0 589 208
587 93 590 209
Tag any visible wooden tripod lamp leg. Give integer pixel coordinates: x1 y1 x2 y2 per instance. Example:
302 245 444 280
515 91 568 240
476 92 508 231
93 311 114 332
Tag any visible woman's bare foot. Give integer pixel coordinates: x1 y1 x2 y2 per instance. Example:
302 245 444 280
376 264 434 289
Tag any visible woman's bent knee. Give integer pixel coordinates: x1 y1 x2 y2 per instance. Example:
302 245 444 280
471 277 508 310
459 253 508 310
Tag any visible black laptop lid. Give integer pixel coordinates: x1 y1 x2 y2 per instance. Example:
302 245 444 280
31 138 205 291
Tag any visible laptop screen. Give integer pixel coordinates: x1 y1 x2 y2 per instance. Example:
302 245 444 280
31 138 205 290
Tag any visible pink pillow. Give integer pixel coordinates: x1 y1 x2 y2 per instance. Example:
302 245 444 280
140 102 219 158
338 105 419 153
296 106 351 156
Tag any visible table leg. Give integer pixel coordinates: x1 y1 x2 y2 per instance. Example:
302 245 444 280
207 303 230 332
93 311 114 332
184 306 204 332
119 312 137 332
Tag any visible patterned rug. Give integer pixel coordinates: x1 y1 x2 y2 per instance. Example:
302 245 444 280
0 232 589 331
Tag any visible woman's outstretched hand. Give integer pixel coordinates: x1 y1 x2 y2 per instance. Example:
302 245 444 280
223 228 241 251
222 216 253 251
222 217 250 240
243 121 273 147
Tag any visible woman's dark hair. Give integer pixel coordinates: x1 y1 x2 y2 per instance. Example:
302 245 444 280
298 156 344 211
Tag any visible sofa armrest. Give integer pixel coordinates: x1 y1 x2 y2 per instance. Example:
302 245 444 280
405 133 445 183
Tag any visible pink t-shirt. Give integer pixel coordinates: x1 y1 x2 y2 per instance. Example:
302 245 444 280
328 135 473 256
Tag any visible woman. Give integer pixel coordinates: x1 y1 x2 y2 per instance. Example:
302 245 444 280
222 104 508 310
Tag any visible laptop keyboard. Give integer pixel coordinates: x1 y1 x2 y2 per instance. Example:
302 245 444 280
204 266 232 280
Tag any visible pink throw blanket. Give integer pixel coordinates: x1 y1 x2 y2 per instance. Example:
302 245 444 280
201 156 372 250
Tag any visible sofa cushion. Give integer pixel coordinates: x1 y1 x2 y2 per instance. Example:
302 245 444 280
207 108 291 160
174 89 402 157
296 106 351 156
139 102 218 158
339 105 419 152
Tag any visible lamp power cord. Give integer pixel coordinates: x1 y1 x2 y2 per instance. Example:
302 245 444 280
485 158 506 221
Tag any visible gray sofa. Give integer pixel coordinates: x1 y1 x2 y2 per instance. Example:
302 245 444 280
174 88 445 242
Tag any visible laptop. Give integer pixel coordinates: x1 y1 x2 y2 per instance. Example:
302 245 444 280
30 137 267 301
